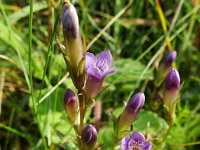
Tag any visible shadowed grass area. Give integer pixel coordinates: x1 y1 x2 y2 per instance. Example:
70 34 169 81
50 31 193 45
0 0 200 149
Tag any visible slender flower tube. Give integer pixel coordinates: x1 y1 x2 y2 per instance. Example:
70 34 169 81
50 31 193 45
82 124 98 149
118 93 145 132
64 89 78 124
84 50 116 101
163 69 180 118
121 132 152 150
61 2 84 74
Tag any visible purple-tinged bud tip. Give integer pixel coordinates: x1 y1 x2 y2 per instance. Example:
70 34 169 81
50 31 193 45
158 51 177 83
118 92 145 132
126 93 145 114
64 89 78 124
61 3 79 39
82 124 98 149
163 50 177 67
165 69 180 91
163 69 180 118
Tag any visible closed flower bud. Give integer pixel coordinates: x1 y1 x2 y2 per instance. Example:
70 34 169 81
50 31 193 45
82 124 98 149
155 51 177 87
64 89 78 124
160 51 177 77
118 92 145 132
163 69 180 118
61 2 83 73
163 50 177 67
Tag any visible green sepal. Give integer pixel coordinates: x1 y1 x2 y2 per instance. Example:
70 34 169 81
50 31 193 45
82 35 87 53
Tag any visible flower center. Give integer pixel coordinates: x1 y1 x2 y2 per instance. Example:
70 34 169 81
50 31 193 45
129 140 142 150
96 59 108 73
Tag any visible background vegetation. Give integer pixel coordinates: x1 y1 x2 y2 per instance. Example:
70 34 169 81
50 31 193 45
0 0 200 149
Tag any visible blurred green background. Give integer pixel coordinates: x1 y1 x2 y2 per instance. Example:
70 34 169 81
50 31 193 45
0 0 200 149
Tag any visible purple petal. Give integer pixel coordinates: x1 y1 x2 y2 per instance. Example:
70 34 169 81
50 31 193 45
86 52 97 70
97 50 112 66
142 141 152 150
130 132 145 143
86 67 102 80
102 67 116 77
165 69 180 91
127 92 145 113
120 137 130 150
164 50 176 67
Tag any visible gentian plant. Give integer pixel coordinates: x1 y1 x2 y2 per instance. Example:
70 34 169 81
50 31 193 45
60 1 181 150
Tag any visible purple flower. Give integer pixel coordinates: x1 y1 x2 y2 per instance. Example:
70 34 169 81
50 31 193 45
64 89 78 124
163 50 176 67
118 93 145 132
84 50 116 100
155 50 177 87
61 2 83 73
163 69 180 117
121 132 152 150
82 124 98 149
160 50 177 78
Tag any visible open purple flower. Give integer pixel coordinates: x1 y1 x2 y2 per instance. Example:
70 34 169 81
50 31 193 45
121 132 152 150
84 50 116 100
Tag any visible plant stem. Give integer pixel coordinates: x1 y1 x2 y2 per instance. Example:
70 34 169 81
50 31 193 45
79 92 84 134
161 118 173 144
78 91 86 150
112 130 118 150
72 125 81 150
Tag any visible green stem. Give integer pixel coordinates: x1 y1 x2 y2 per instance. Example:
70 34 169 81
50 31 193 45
161 117 173 144
112 130 118 150
78 91 86 150
72 125 81 150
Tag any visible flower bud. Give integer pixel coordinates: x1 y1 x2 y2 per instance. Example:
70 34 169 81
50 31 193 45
118 92 145 132
163 69 180 118
160 51 177 77
61 2 83 73
155 50 177 87
163 50 176 67
64 89 78 124
82 124 98 149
